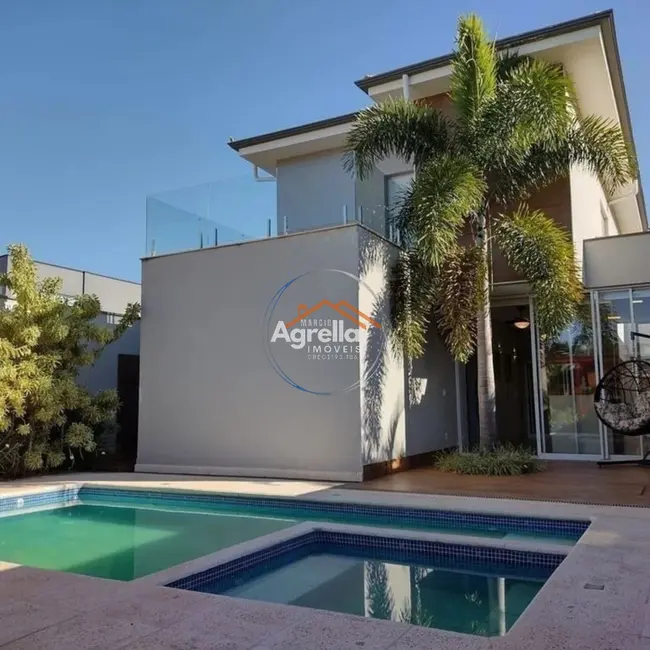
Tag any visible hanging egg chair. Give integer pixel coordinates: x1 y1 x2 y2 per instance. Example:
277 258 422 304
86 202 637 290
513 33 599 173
594 332 650 467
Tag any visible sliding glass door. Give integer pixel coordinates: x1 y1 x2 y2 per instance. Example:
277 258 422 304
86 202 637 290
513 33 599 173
597 290 639 457
537 298 600 455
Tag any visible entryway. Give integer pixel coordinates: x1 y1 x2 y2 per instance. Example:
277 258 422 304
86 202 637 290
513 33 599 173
465 302 536 450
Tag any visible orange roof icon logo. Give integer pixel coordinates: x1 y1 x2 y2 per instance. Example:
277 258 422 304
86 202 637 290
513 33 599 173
284 300 381 330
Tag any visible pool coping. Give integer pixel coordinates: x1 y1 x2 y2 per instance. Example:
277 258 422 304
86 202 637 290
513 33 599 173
0 478 605 521
134 520 572 588
0 476 649 648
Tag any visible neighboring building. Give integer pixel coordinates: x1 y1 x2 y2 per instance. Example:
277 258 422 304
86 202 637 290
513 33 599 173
137 10 649 479
0 255 141 395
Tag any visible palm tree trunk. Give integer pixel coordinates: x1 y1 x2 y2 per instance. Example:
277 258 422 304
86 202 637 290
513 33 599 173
476 212 498 449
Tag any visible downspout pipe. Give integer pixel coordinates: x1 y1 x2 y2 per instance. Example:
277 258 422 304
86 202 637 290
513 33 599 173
253 165 276 183
402 74 411 101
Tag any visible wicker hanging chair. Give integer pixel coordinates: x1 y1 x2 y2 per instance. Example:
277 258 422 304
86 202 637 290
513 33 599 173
594 332 650 467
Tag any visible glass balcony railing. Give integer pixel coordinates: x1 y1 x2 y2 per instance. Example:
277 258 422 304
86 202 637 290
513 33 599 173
145 175 400 257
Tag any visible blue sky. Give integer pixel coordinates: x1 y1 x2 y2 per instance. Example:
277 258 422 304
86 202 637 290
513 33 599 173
1 0 647 281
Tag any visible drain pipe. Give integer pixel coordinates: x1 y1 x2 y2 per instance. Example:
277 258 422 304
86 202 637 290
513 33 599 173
253 165 276 182
402 74 411 101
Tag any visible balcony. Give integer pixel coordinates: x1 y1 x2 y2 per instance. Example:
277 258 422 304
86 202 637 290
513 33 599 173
145 175 399 257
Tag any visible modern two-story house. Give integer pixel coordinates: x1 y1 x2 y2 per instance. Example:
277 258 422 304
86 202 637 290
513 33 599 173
136 10 649 480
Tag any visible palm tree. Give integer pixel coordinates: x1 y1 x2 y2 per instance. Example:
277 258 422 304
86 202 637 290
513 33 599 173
344 14 636 448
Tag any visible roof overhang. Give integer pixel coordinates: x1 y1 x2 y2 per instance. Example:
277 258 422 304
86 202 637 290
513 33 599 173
227 10 645 229
355 10 645 230
228 113 358 176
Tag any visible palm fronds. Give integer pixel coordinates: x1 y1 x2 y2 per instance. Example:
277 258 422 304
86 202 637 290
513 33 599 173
495 205 583 337
389 250 438 359
394 153 485 267
451 14 497 131
343 99 454 180
433 246 487 363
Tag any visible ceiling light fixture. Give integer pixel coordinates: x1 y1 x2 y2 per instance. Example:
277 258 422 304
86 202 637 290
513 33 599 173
508 306 530 330
513 317 530 329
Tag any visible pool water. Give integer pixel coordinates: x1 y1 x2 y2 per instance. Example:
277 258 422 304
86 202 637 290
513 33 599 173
0 492 582 581
204 552 546 636
0 504 296 580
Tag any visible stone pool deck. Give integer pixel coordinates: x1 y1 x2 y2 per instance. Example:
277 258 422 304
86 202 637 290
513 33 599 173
2 473 650 649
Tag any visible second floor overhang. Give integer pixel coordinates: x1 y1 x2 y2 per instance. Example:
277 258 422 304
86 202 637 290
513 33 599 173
228 10 645 233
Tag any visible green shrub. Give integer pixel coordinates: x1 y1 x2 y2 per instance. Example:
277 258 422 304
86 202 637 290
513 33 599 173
0 244 140 478
435 444 544 476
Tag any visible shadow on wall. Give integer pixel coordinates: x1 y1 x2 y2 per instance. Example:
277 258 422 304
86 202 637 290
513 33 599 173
358 230 458 468
358 232 406 466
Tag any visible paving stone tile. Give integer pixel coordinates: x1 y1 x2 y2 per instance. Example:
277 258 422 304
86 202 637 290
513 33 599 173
257 611 410 650
2 610 158 650
387 625 492 650
0 601 79 646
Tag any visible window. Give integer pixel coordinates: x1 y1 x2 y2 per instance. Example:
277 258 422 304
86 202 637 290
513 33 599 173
386 172 414 245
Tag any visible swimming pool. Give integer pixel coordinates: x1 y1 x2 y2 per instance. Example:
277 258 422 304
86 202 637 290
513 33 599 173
0 486 587 581
168 529 565 636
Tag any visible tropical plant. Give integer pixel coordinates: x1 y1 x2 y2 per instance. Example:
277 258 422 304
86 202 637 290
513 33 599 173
0 244 140 478
436 444 543 476
345 14 637 448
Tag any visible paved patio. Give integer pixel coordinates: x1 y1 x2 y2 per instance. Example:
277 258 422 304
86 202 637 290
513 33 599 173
348 461 650 507
2 473 650 648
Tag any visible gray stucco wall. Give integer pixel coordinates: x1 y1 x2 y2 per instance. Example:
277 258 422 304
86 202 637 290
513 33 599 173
137 225 365 481
77 320 140 394
405 327 459 455
276 150 355 235
138 224 460 480
1 257 140 315
84 272 141 315
583 232 650 288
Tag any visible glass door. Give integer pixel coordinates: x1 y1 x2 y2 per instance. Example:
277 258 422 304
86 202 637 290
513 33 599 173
536 298 601 455
632 289 650 457
597 290 640 458
532 287 650 459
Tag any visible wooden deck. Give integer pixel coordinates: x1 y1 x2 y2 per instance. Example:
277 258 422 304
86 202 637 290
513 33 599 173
346 461 650 507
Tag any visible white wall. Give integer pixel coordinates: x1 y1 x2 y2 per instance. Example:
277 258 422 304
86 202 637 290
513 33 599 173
405 325 458 455
276 150 355 235
138 224 461 480
357 229 459 465
358 229 406 465
569 165 616 269
584 232 650 288
137 226 365 481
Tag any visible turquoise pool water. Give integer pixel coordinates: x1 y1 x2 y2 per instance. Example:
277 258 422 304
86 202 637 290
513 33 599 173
0 504 295 580
209 553 544 636
0 492 582 581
